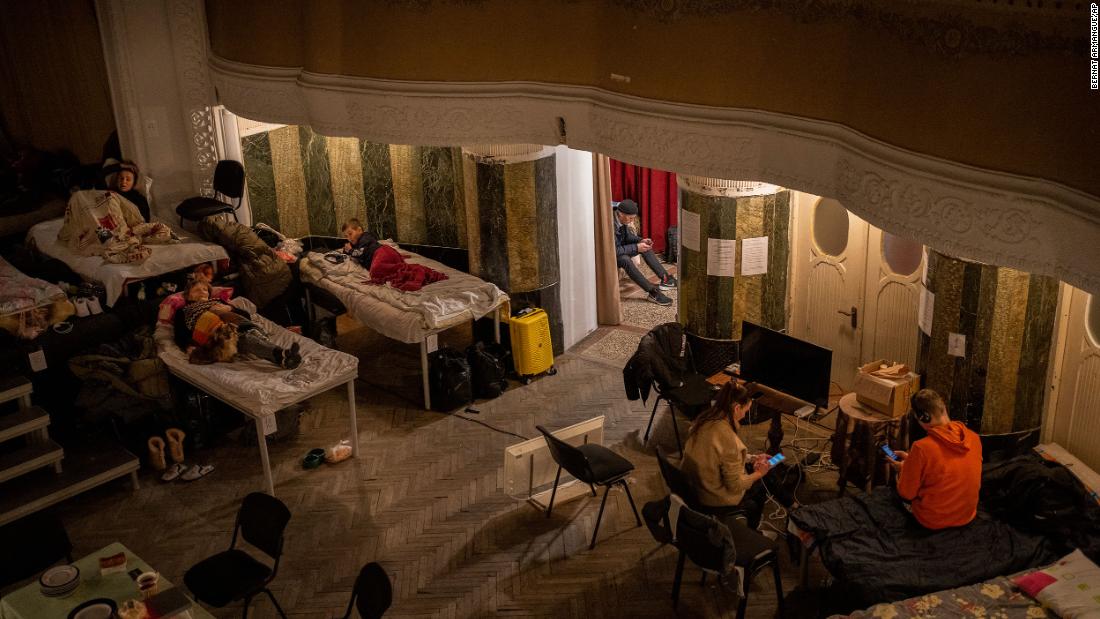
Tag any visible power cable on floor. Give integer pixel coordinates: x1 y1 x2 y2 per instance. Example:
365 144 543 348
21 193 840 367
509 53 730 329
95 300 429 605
430 409 529 441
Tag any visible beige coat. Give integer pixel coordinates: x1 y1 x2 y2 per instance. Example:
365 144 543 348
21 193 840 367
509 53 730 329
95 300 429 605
681 419 749 507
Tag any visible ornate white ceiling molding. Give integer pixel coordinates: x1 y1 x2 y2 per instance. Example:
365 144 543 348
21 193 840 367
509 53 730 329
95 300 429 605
462 144 556 164
208 54 1100 295
166 0 217 197
678 176 781 198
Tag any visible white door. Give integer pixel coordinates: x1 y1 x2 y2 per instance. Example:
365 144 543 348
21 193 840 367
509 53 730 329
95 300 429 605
790 195 869 390
1049 289 1100 471
861 228 925 368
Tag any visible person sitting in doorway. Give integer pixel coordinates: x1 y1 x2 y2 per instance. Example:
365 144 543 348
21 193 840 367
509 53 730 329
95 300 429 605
175 279 301 369
889 388 983 529
613 199 676 306
341 218 382 269
681 381 800 530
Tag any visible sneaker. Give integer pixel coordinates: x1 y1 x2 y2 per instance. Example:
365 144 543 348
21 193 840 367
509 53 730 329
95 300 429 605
646 290 673 306
659 275 678 290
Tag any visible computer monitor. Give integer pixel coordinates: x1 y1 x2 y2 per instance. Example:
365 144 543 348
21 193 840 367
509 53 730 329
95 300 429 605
739 321 832 408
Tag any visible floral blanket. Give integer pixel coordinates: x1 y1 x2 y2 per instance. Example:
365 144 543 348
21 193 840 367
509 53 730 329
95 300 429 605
839 573 1054 618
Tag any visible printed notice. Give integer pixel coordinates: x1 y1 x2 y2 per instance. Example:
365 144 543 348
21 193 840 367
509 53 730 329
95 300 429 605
680 210 700 251
706 238 737 277
741 236 769 276
918 285 935 336
948 332 966 357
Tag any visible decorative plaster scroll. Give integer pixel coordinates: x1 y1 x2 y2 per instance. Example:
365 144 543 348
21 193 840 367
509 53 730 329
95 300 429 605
462 144 556 165
166 0 217 196
207 55 1100 297
678 175 781 198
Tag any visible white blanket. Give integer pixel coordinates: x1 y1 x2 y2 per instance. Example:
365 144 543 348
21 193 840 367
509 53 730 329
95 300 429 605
0 256 66 316
157 298 358 418
299 249 508 343
27 218 228 306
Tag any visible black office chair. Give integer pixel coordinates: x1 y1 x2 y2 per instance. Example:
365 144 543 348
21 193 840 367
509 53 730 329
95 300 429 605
535 425 642 549
0 512 73 589
184 492 291 618
645 496 784 617
176 159 246 226
339 562 392 619
655 449 749 525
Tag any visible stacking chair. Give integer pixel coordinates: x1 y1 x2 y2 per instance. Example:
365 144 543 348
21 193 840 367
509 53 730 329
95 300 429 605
176 159 246 226
535 425 642 549
184 492 291 618
655 449 749 525
339 562 392 619
636 322 716 455
0 512 73 589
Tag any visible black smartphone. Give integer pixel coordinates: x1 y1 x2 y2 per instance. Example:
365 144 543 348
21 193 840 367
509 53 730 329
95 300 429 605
881 444 899 461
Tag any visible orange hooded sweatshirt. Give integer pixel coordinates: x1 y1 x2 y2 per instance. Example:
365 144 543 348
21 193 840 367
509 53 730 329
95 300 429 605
896 420 983 529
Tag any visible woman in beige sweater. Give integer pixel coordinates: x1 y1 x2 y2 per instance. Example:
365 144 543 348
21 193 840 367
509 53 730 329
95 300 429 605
681 382 797 528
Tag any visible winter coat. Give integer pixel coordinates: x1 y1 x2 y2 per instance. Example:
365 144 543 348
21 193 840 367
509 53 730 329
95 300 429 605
623 321 690 403
198 218 291 310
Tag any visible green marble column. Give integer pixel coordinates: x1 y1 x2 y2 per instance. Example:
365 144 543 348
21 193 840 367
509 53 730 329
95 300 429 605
463 145 563 355
916 250 1059 433
677 177 791 341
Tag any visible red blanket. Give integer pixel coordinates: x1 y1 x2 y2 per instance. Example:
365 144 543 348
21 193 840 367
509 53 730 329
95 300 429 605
368 245 448 292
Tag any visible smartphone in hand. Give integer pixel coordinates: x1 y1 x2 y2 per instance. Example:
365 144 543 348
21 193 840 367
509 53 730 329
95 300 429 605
881 444 899 461
766 453 785 467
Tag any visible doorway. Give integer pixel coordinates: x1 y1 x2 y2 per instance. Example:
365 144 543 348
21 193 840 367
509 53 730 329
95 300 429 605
1048 288 1100 470
789 193 925 390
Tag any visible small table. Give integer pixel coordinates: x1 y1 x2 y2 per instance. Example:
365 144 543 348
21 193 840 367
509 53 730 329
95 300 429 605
0 542 214 619
832 392 910 495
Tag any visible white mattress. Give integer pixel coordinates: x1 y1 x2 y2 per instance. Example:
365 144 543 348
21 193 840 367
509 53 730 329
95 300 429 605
0 256 66 316
157 298 358 418
27 218 228 306
299 249 508 343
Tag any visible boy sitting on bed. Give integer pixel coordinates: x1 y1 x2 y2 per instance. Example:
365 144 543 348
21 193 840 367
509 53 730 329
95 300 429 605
175 279 301 369
888 389 983 529
341 218 381 268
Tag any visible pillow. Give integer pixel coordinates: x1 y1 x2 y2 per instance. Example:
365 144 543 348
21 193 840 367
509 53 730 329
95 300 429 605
1015 549 1100 618
156 287 233 326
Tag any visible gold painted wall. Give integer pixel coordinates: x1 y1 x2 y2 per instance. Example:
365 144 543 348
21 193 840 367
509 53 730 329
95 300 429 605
207 1 1096 198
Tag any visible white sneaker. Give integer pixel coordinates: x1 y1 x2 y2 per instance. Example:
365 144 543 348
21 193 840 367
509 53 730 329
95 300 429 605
74 297 90 318
86 296 103 315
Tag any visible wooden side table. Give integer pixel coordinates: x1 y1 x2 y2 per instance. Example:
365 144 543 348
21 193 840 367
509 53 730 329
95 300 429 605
832 392 910 495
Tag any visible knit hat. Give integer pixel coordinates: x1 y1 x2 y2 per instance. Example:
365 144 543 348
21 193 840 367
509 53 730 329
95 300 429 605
616 199 639 215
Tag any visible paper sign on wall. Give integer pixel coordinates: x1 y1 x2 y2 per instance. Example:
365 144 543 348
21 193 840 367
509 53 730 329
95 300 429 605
918 285 935 336
741 236 769 276
680 210 700 252
28 349 47 372
948 332 966 357
706 238 737 277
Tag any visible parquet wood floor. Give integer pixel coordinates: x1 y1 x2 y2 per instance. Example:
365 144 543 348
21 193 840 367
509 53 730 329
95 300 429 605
43 320 838 618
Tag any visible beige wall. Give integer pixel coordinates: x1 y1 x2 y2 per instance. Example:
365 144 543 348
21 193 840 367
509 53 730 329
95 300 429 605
206 1 1097 199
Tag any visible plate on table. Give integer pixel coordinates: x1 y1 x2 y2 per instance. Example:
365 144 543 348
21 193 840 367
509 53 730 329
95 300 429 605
40 565 81 596
67 598 117 619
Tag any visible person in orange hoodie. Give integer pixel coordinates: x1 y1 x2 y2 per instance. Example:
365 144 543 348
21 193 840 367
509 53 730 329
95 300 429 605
889 388 983 529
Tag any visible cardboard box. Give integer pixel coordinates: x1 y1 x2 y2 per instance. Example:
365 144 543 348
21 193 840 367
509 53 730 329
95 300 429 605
854 360 921 418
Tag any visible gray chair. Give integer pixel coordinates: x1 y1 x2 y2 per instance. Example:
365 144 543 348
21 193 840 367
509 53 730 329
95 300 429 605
536 425 641 549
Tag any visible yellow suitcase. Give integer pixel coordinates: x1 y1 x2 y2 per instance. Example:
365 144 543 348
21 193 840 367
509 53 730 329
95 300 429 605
509 308 556 382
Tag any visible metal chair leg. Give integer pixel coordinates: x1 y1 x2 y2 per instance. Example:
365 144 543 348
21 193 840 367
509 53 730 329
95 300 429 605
671 550 686 608
589 484 612 550
620 479 641 526
670 405 683 455
241 594 252 619
590 484 597 497
263 588 288 619
547 467 562 518
644 396 663 442
700 572 707 586
736 582 750 619
772 558 785 617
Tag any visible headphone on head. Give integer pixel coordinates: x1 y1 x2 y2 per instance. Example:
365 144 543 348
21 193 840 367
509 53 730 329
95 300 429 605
910 393 932 424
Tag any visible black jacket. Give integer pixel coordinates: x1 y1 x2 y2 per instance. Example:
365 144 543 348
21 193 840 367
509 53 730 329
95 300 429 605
344 231 381 268
614 213 642 258
623 322 690 403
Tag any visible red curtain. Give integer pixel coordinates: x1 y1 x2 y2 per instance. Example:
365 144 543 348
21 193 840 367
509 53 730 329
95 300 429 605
609 159 678 254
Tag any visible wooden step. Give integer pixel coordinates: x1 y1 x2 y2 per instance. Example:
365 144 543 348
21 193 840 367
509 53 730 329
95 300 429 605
0 441 138 526
0 440 63 484
0 375 32 407
0 406 50 443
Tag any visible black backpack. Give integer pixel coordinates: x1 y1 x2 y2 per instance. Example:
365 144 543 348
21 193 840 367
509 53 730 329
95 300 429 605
428 347 473 411
466 342 511 399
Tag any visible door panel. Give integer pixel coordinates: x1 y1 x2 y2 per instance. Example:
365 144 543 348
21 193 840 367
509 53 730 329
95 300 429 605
1052 289 1100 471
791 196 867 390
862 228 924 367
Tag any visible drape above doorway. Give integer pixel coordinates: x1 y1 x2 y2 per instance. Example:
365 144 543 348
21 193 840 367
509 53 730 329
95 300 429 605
609 159 677 255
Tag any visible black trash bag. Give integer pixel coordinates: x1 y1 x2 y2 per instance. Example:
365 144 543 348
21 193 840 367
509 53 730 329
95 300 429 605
428 346 472 411
466 341 510 399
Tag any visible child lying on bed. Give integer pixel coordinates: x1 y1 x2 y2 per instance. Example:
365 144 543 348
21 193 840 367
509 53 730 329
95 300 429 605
175 280 301 368
339 218 448 292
